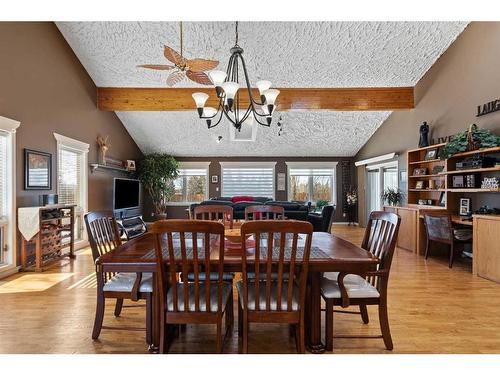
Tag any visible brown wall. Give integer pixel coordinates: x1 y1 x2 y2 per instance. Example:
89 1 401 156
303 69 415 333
0 22 142 209
356 22 500 214
0 22 142 256
163 157 355 222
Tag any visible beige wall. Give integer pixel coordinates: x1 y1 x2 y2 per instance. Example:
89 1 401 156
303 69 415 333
356 22 500 215
0 22 142 259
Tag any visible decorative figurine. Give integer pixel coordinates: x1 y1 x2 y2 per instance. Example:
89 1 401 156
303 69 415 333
418 121 429 148
96 135 110 165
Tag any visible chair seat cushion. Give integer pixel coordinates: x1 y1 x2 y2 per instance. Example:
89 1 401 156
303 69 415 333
320 272 380 299
167 282 233 312
103 272 153 293
184 272 234 282
236 280 299 311
453 228 472 241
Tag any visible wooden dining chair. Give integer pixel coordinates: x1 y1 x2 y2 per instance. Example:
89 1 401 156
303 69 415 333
84 211 153 343
151 219 234 354
321 211 401 351
193 204 234 229
423 212 472 268
190 205 235 282
237 220 313 353
244 204 285 220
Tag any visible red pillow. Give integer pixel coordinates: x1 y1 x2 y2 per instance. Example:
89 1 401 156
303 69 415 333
231 195 254 203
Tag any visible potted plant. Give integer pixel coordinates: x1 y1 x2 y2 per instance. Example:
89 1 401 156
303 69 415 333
439 124 500 159
381 187 403 206
137 153 179 220
315 199 329 212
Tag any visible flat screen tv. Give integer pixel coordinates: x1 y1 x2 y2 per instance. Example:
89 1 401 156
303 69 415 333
113 178 140 211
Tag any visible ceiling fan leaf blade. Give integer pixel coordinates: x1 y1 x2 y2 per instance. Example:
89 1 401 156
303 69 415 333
166 71 185 86
164 45 187 66
187 58 220 72
137 64 175 70
186 70 212 85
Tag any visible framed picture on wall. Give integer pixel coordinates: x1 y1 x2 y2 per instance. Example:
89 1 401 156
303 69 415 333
24 149 52 190
211 175 219 183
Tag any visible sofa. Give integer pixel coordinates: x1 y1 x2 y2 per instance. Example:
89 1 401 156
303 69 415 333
190 196 310 220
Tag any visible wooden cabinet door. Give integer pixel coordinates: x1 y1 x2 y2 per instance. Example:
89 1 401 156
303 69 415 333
474 217 500 283
396 208 417 252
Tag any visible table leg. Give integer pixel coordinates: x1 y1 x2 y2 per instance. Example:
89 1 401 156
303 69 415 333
306 271 325 353
149 273 160 353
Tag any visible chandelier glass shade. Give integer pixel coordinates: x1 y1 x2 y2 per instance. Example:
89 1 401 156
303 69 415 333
191 22 280 131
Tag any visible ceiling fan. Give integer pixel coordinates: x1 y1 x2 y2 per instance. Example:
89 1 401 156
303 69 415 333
138 22 219 86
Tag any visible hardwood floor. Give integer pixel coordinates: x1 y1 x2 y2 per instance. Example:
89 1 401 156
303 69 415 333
1 225 500 354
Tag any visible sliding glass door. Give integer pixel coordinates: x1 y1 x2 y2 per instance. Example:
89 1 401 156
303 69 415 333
366 161 398 221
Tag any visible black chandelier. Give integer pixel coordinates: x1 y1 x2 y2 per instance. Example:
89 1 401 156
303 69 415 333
191 21 280 131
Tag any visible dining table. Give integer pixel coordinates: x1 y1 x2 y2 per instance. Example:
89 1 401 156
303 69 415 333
96 228 379 353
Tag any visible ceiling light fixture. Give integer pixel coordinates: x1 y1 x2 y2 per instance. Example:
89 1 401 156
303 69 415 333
191 21 280 131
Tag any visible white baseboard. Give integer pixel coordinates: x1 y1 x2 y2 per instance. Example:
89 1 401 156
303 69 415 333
332 222 359 226
0 265 20 280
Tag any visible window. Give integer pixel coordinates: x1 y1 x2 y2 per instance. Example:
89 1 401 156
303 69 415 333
55 133 89 245
366 160 398 219
221 162 275 198
0 116 20 275
287 162 337 204
0 133 8 265
171 162 209 204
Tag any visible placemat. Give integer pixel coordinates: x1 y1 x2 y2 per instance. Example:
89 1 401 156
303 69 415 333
142 246 330 261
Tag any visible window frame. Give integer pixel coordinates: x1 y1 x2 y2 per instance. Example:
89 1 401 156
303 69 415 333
220 161 276 199
365 160 398 218
0 116 20 278
286 161 338 205
167 161 210 206
54 133 89 248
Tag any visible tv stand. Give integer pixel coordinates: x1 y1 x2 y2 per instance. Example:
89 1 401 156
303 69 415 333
116 215 147 240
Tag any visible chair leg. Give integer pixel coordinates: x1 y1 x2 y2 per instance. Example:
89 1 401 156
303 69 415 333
298 319 306 354
146 293 152 345
378 300 393 350
325 299 334 351
238 300 243 337
159 315 168 354
216 320 223 354
449 242 455 268
114 298 124 317
92 289 105 340
242 310 249 354
360 304 369 324
225 294 234 334
425 238 431 259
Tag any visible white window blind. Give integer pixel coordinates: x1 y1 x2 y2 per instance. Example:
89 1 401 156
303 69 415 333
0 133 7 218
57 147 82 206
221 163 275 198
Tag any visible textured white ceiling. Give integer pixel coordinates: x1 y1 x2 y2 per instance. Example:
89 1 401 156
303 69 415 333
56 21 467 156
116 110 391 157
57 21 467 88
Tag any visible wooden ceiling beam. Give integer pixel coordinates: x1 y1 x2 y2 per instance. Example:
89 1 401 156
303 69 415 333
97 87 414 112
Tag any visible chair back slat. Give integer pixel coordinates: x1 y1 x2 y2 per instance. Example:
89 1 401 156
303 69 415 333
361 211 401 287
244 205 285 221
194 205 233 228
241 220 313 313
151 220 226 314
84 211 122 282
